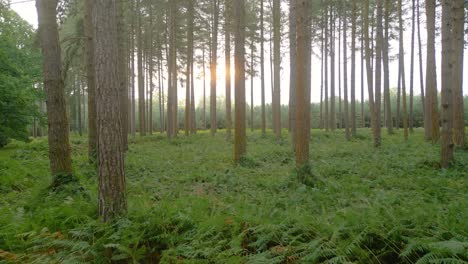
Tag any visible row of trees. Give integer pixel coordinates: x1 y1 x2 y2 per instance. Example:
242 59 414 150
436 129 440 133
33 0 465 222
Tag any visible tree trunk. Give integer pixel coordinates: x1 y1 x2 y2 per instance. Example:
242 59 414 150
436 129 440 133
225 0 232 139
364 0 374 126
383 0 392 134
373 0 383 147
440 0 454 168
260 0 266 136
76 75 83 136
84 0 97 160
250 40 254 132
289 0 296 147
417 0 425 116
295 0 311 167
93 0 127 222
234 0 246 164
36 0 73 180
203 46 207 130
324 3 329 132
186 0 194 136
273 0 281 140
343 6 350 141
167 0 178 138
360 14 365 128
424 0 440 142
117 0 128 146
350 0 357 136
452 0 465 147
330 6 336 131
338 12 342 130
210 0 219 136
398 0 408 140
409 0 415 133
136 0 145 136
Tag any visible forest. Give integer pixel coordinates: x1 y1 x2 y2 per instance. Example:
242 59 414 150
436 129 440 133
0 0 467 263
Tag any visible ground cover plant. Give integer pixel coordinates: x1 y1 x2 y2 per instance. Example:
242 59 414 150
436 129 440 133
0 129 467 263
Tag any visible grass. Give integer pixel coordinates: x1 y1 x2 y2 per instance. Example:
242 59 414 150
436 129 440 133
0 128 467 263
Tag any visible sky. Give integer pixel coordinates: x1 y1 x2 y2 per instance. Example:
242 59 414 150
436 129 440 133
10 1 468 107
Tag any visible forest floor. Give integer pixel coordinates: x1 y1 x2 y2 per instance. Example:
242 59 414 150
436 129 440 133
0 128 467 263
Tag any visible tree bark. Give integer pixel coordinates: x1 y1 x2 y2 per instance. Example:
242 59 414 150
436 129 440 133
36 0 73 179
330 6 336 131
210 0 219 136
234 0 246 164
117 0 128 146
398 0 408 140
409 0 416 133
383 0 392 134
373 0 383 147
440 0 454 168
225 0 232 139
364 0 374 126
295 0 310 167
93 0 127 222
417 0 425 116
289 0 297 147
424 0 440 142
273 0 281 140
260 0 266 136
350 0 357 136
452 0 465 147
84 0 97 160
343 5 350 141
136 0 145 136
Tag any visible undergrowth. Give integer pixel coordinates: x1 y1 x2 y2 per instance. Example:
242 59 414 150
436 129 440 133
0 129 467 263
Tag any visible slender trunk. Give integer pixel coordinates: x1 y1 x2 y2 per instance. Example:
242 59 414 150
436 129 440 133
417 0 425 115
36 0 73 179
84 0 97 160
289 0 297 143
210 0 219 136
440 0 454 168
77 77 82 136
360 14 365 128
203 46 207 130
330 6 336 131
338 12 342 130
295 0 311 167
424 0 440 142
320 5 324 130
186 0 194 136
131 0 136 137
373 0 383 147
324 3 329 132
343 7 350 141
350 0 357 136
273 0 281 140
234 0 246 163
452 0 465 147
260 0 266 136
364 0 374 125
148 3 154 135
225 0 232 139
409 0 416 133
137 0 145 136
117 0 128 146
250 39 254 132
398 0 408 140
383 0 392 134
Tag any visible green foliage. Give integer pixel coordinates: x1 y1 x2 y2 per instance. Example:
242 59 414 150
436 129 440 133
0 129 467 263
0 6 43 148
